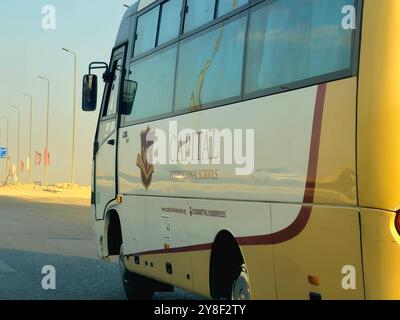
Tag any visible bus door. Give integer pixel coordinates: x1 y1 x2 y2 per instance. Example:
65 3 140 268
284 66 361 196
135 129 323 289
94 45 126 220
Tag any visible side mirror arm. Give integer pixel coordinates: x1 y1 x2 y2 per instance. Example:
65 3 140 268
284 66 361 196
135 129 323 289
88 62 109 82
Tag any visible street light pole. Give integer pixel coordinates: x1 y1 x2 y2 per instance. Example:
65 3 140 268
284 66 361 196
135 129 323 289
22 93 33 184
0 116 9 184
39 76 50 187
10 106 20 183
62 48 77 189
0 126 2 184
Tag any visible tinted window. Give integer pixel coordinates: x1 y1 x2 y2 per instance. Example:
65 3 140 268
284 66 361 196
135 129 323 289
175 15 247 111
245 0 354 95
158 0 182 45
217 0 248 17
103 58 123 117
126 46 178 121
98 120 116 145
134 6 160 57
184 0 216 32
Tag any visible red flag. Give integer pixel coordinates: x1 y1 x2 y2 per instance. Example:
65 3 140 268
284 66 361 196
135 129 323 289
35 151 41 166
44 149 50 167
18 160 24 173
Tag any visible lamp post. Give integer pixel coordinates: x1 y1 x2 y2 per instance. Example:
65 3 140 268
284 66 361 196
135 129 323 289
10 106 20 183
62 48 77 189
0 125 2 184
0 116 9 184
38 76 50 187
22 93 33 184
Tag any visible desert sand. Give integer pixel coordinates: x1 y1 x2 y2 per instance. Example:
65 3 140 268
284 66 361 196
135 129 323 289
0 183 91 206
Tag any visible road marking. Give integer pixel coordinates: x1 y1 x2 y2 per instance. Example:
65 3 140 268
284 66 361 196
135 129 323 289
0 259 16 273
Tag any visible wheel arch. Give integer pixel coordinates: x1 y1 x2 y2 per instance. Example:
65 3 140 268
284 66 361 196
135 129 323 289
105 208 123 256
209 230 247 299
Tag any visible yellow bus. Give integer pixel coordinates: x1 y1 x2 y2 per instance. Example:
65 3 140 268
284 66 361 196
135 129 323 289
81 0 400 300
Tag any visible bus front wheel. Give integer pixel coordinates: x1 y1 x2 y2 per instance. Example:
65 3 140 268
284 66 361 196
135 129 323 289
119 245 155 300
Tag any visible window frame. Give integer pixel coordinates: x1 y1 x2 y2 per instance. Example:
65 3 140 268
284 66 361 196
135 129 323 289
124 44 179 123
131 0 252 61
95 43 127 151
132 0 186 60
102 58 124 118
173 11 248 114
182 0 217 34
132 5 160 58
122 0 362 128
243 0 362 101
156 0 184 47
216 0 250 19
181 0 251 40
100 46 127 122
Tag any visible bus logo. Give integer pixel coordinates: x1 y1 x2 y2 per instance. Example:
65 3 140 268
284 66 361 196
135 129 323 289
136 127 155 190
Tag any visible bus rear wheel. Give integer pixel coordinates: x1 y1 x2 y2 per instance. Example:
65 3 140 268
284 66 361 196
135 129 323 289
210 231 252 300
119 245 155 300
231 264 252 300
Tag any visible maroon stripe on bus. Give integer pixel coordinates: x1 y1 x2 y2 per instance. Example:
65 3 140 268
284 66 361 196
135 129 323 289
237 83 327 245
303 83 326 204
134 243 212 256
131 83 327 256
237 83 327 246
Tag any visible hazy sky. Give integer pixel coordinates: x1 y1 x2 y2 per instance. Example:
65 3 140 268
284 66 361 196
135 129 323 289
0 0 131 185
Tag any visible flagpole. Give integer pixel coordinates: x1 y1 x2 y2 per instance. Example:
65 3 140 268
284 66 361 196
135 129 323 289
38 76 50 188
10 106 20 183
22 93 33 184
0 116 9 185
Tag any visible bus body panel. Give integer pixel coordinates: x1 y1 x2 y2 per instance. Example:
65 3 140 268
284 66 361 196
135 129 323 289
268 79 361 300
119 80 356 207
115 77 361 299
123 196 273 297
313 78 357 206
273 205 364 300
95 130 117 220
119 196 147 255
361 209 400 300
119 86 315 203
358 0 400 211
357 0 400 301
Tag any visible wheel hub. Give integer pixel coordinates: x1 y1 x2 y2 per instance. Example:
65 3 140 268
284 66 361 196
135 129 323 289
232 267 251 300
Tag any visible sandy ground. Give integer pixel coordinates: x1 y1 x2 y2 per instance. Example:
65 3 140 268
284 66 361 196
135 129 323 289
0 183 91 206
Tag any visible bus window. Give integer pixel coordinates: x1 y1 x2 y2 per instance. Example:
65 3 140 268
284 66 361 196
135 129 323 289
175 15 247 111
134 6 160 57
103 58 122 117
184 0 216 33
158 0 182 45
126 45 177 121
245 0 355 96
217 0 248 17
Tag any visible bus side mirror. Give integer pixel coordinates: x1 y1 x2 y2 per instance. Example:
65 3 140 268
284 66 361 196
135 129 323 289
120 80 138 116
82 74 98 112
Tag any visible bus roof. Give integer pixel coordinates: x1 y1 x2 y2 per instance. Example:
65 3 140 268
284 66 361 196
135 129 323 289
115 1 139 46
115 0 154 46
137 0 157 12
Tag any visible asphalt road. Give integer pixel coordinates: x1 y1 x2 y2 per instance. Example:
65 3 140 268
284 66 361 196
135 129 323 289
0 196 199 300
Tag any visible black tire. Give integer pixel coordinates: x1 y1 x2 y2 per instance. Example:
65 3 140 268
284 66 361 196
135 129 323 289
119 245 155 300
